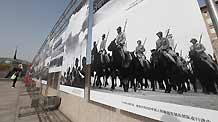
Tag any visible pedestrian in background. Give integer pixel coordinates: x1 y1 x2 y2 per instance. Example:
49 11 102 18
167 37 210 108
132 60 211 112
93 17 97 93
11 63 23 88
11 71 19 88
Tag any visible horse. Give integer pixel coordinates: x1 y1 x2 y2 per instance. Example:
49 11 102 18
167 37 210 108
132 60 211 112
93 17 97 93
150 50 168 92
108 39 132 92
150 50 188 93
189 51 218 94
129 52 152 91
91 47 111 88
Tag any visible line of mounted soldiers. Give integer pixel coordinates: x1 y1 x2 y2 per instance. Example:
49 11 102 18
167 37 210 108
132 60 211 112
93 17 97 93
92 26 218 72
91 25 218 94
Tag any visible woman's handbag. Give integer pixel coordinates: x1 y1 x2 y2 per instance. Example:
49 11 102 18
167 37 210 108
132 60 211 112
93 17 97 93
10 73 16 80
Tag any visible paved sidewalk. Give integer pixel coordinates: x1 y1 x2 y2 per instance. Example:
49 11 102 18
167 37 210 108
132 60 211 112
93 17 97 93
0 80 72 122
0 80 40 122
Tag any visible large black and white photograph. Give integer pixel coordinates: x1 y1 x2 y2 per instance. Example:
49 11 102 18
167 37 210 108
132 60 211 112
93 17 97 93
32 39 52 85
48 34 65 73
59 0 88 97
90 0 218 121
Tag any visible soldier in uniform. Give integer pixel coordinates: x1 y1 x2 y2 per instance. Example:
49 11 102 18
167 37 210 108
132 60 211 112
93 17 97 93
167 34 174 49
91 41 98 63
135 40 146 67
100 34 107 52
115 26 127 60
156 31 177 64
176 52 188 71
100 34 107 63
190 38 218 71
92 41 98 55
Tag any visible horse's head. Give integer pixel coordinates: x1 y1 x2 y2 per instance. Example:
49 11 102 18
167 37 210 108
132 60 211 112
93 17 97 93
189 50 199 62
151 50 170 69
150 50 159 63
108 39 117 51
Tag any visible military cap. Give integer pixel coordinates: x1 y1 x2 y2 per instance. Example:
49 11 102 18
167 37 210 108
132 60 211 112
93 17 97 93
190 38 197 43
117 26 122 30
150 49 156 52
156 31 163 35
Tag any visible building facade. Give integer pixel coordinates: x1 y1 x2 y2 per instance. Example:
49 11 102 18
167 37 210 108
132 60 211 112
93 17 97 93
200 1 218 61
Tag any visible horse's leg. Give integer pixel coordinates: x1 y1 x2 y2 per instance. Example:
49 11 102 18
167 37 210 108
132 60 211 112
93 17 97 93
151 79 155 91
200 78 209 94
216 79 218 89
99 76 102 88
185 80 191 91
177 82 181 93
115 77 117 87
93 73 96 87
111 77 115 90
130 77 133 88
103 75 106 87
140 78 143 90
164 78 171 93
205 79 211 94
105 67 109 86
182 82 187 92
190 75 197 92
214 74 218 89
102 69 107 87
130 76 137 92
122 78 129 92
96 75 102 88
158 80 165 90
119 77 123 88
136 79 140 89
119 80 123 87
102 76 105 87
199 78 209 94
105 73 109 86
144 78 148 89
172 79 177 91
118 72 123 87
105 75 109 87
111 71 116 90
177 81 184 94
208 78 217 94
133 78 137 92
136 77 143 90
96 75 99 87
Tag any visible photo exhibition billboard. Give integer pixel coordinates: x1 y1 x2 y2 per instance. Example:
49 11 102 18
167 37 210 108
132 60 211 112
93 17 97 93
48 33 65 73
90 0 218 122
32 39 52 85
59 0 89 97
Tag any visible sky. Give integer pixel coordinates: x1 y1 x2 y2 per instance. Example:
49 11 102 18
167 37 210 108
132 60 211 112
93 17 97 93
0 0 70 62
0 0 206 62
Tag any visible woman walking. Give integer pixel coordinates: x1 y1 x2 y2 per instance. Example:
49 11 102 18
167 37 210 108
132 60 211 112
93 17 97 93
11 71 19 88
11 64 23 88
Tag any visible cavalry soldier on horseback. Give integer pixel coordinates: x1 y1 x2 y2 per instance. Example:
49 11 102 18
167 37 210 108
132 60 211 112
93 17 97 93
176 52 189 71
100 34 107 52
135 40 146 67
92 41 98 55
91 41 98 62
115 26 127 60
156 31 178 65
100 34 110 63
190 38 218 71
